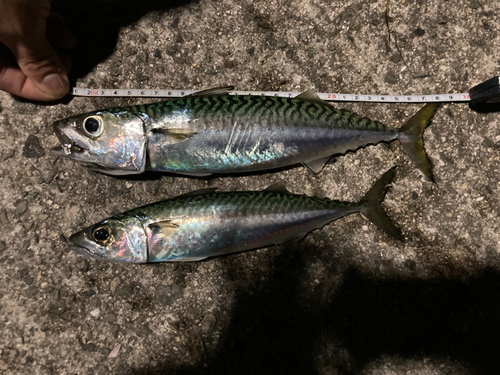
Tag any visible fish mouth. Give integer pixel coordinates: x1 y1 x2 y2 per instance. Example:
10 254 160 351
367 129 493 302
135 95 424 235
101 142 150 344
52 140 111 173
51 143 89 156
68 233 104 260
51 124 90 157
68 245 103 260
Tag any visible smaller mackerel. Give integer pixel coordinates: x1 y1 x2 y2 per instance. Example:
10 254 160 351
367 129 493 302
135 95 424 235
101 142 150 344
69 168 402 263
52 87 438 180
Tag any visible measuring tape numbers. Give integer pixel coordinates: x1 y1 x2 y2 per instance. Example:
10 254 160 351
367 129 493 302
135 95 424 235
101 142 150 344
72 77 500 113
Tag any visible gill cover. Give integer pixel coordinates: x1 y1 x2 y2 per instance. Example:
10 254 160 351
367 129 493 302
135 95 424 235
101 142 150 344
52 111 147 175
69 215 148 263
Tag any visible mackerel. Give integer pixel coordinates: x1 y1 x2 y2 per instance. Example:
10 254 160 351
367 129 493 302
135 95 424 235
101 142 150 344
68 168 402 263
52 87 438 180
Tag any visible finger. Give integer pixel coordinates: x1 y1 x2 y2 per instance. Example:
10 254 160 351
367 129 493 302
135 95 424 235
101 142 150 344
0 57 61 101
11 36 69 100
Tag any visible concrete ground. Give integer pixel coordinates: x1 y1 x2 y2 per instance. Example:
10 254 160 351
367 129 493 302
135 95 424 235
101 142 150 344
1 0 499 374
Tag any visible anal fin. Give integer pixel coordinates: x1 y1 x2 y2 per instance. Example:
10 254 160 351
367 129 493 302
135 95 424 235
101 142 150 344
173 171 213 177
264 183 289 193
281 232 309 249
166 256 209 262
303 156 331 174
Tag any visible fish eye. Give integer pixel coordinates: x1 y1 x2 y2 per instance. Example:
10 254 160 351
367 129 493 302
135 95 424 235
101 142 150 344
83 116 103 137
92 225 110 244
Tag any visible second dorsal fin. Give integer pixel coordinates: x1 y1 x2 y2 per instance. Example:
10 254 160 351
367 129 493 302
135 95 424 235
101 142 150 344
296 90 323 102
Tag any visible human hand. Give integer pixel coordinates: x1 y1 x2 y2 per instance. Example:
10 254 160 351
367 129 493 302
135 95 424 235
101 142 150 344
0 0 75 101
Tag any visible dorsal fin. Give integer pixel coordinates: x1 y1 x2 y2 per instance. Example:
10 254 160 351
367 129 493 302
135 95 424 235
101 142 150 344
264 183 289 193
177 188 217 198
188 86 234 97
296 90 323 102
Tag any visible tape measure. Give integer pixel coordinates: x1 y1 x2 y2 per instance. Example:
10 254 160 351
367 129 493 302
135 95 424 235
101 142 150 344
71 77 500 113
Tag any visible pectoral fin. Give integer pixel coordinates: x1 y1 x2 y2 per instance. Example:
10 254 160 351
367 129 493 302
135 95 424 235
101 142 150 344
146 221 211 262
148 221 179 234
150 128 197 141
303 156 331 174
146 221 180 262
146 221 179 250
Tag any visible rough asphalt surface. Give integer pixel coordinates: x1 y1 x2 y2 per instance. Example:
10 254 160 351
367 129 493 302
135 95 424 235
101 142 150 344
1 0 499 374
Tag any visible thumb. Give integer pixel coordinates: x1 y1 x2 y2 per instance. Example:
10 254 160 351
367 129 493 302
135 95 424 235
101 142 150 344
14 35 69 100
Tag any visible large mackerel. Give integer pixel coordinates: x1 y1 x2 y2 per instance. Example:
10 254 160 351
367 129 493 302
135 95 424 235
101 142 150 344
52 87 438 180
68 168 402 263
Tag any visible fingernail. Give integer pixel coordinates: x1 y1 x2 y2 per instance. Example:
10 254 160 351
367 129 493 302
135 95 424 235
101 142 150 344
42 73 69 96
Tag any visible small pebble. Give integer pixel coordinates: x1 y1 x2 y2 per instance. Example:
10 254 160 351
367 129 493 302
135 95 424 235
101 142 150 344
108 344 121 359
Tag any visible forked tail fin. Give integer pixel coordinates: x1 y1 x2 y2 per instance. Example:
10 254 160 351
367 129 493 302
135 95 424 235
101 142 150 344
359 167 403 241
399 103 439 182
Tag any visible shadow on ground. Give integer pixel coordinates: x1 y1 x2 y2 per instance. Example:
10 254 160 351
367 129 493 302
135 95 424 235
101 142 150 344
130 245 500 375
53 0 195 80
331 268 500 374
